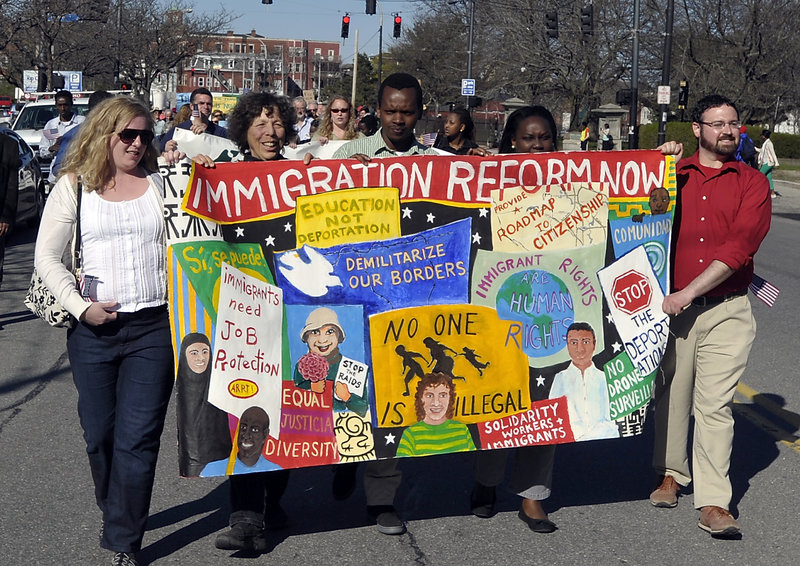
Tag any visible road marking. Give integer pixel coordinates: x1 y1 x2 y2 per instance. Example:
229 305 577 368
734 382 800 454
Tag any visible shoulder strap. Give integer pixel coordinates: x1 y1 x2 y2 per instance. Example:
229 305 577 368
73 176 83 270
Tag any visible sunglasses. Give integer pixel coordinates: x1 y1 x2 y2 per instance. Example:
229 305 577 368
330 108 350 113
118 129 155 145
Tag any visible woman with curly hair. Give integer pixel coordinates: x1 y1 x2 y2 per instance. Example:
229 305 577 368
396 372 475 457
34 96 183 566
193 91 306 553
312 95 360 145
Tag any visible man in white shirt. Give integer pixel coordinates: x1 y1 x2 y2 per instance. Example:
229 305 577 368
549 322 619 441
293 96 313 144
39 90 85 161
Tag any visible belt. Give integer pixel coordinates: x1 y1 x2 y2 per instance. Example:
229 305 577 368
691 288 747 307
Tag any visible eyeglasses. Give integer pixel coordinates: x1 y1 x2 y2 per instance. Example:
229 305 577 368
698 120 740 130
118 129 155 145
330 108 350 113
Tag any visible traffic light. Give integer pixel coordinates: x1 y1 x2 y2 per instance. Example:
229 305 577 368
341 14 350 39
52 74 65 89
580 5 594 37
678 80 689 109
366 0 376 15
545 12 558 39
393 15 402 38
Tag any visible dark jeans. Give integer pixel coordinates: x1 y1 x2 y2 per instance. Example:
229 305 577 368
67 305 174 553
229 470 290 528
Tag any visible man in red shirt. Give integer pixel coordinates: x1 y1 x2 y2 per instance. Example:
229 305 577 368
650 95 771 537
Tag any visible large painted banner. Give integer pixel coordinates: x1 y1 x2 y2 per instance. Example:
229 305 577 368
166 150 675 477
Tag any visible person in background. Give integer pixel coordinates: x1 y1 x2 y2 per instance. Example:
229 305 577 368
579 121 590 150
756 129 780 198
471 104 560 534
0 131 19 293
292 96 313 144
161 88 228 153
434 106 487 155
39 90 85 162
34 96 184 566
313 95 360 144
152 108 166 137
51 91 114 183
357 114 379 137
735 125 757 168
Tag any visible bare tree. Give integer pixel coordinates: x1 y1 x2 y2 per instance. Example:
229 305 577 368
0 0 232 94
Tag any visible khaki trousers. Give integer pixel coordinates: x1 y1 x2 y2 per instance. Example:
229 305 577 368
653 294 755 510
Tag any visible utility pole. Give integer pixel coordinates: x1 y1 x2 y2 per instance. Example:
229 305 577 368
657 0 675 146
628 0 641 149
463 0 475 108
351 30 359 106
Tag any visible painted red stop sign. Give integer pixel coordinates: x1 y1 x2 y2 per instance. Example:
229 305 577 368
611 270 652 315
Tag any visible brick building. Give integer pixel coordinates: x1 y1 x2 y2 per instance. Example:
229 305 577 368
178 30 341 97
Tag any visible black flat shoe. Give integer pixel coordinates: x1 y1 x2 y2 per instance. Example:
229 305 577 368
470 483 497 518
517 508 557 533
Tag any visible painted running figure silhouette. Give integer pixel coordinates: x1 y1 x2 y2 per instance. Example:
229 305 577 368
461 346 490 376
422 337 465 381
394 345 429 396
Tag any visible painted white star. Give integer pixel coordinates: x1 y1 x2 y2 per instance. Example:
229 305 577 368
612 341 622 353
478 207 489 217
284 222 293 232
557 418 563 425
402 207 412 219
235 226 244 238
384 433 396 445
264 235 276 247
606 312 615 323
536 375 546 387
426 212 436 223
472 232 482 244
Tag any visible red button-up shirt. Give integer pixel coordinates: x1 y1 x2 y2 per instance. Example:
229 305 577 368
672 153 771 296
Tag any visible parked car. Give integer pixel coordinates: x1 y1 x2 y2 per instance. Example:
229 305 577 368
0 127 46 227
11 97 89 183
0 109 12 126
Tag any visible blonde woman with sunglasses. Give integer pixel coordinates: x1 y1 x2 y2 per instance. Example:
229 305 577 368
34 96 183 566
313 95 361 144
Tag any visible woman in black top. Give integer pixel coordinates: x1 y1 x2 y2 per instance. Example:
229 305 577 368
434 106 486 155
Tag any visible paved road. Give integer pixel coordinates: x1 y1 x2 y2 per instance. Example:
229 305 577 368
1 181 798 566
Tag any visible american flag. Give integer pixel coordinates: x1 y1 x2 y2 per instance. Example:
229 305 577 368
749 273 779 307
422 132 437 147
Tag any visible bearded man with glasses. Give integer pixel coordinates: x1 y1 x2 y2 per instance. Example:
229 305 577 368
650 94 771 538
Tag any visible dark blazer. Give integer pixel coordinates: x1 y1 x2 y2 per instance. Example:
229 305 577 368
0 132 20 225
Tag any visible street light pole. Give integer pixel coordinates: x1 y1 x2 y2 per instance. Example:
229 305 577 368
627 0 641 149
378 2 383 86
465 0 475 108
657 0 675 146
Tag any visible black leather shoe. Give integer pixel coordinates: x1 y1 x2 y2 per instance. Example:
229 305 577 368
470 483 497 518
517 508 557 533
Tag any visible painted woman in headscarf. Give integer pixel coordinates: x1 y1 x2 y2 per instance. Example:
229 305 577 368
176 333 233 477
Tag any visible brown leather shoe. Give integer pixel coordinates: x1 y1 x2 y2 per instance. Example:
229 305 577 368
649 475 679 508
698 506 741 537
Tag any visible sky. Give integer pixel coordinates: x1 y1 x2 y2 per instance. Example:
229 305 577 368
188 0 421 63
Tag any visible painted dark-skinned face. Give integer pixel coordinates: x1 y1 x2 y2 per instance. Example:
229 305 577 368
566 329 596 372
237 408 269 466
649 188 670 215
